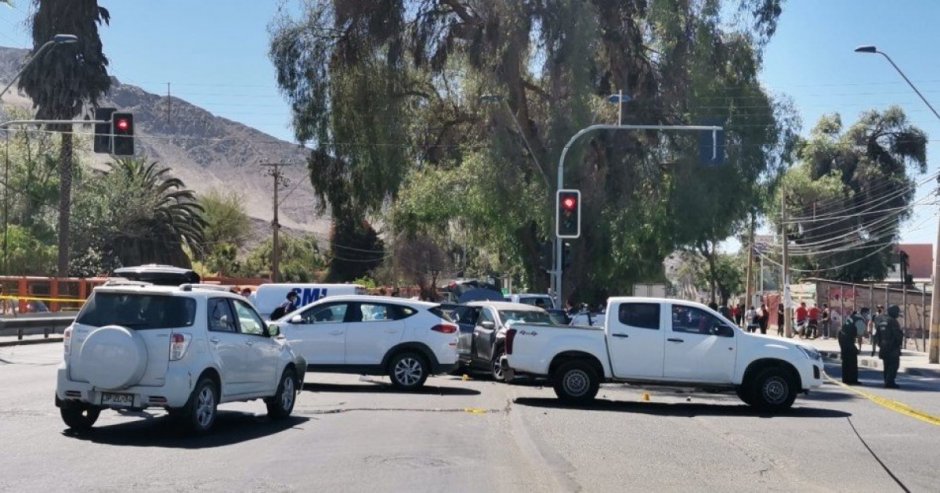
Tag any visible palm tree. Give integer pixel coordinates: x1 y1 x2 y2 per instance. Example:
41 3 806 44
103 158 206 267
17 0 111 276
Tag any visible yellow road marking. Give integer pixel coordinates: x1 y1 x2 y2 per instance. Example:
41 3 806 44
826 375 940 427
463 407 488 415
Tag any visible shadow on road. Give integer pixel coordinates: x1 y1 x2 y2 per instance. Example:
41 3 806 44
825 364 940 393
303 381 481 396
512 397 852 418
62 412 308 448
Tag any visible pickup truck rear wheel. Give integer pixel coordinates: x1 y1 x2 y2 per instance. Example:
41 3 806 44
750 367 797 412
553 360 599 404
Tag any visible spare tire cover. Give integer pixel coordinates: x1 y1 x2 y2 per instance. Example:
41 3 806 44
79 325 149 390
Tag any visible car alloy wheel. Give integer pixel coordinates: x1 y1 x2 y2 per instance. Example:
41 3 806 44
761 375 788 405
279 374 295 411
195 385 216 429
394 356 424 387
563 368 590 397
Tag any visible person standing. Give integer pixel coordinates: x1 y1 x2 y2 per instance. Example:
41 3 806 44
838 310 862 384
795 302 808 338
820 303 831 339
877 305 903 389
808 304 820 339
270 290 300 320
777 303 785 336
870 305 884 357
857 307 870 351
745 306 758 333
758 303 769 335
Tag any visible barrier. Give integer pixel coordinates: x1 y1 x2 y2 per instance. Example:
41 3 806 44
0 315 75 340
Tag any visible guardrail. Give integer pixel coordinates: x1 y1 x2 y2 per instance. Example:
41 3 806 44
0 315 75 340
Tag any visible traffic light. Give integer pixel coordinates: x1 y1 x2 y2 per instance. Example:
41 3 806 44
111 112 134 156
563 242 572 269
698 118 725 166
556 189 581 239
537 240 552 271
93 107 116 153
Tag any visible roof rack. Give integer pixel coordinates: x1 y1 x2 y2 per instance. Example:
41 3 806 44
179 284 232 292
101 277 153 288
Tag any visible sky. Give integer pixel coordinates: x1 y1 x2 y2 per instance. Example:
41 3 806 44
2 0 940 247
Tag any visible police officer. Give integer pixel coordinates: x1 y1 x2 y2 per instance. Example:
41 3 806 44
878 305 903 389
838 310 863 385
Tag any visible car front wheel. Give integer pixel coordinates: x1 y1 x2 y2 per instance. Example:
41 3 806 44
749 367 797 412
491 350 507 382
388 352 429 390
266 368 297 419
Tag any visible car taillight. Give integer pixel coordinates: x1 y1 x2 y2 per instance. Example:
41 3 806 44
506 328 517 355
169 333 191 361
63 327 72 357
431 323 458 334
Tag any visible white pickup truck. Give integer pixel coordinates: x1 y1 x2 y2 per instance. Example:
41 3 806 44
502 297 823 411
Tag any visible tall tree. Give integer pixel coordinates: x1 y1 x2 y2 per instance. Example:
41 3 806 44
18 0 111 277
270 1 789 301
772 108 927 281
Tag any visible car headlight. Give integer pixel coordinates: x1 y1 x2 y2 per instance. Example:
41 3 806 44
797 345 821 361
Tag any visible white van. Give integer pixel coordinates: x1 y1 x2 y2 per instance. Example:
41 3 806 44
505 293 557 310
253 283 367 319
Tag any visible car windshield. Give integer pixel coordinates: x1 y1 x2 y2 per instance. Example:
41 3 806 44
76 292 196 329
499 309 551 325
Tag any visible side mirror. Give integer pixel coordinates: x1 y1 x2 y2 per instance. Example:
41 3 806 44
290 314 303 324
480 321 496 330
267 323 281 338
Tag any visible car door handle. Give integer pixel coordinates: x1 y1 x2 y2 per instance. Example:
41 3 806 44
611 333 629 338
667 338 684 343
209 337 220 344
329 330 343 336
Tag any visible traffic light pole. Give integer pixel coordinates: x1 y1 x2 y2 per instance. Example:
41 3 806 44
553 124 722 306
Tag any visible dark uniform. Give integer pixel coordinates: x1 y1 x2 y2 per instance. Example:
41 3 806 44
877 305 903 388
838 313 861 384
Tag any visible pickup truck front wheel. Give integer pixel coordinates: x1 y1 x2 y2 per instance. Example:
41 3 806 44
553 360 599 404
750 367 797 412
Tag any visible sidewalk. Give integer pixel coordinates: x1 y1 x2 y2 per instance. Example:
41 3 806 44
792 334 940 379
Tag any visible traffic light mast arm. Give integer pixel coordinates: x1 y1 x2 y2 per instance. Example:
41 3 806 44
0 119 110 129
553 123 723 307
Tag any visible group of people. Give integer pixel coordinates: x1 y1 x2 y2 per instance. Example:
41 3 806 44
837 304 904 388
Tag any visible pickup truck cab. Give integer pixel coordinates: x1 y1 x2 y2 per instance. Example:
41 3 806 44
503 297 823 412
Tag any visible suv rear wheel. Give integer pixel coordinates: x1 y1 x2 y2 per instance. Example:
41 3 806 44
60 401 101 431
388 352 429 390
182 377 218 434
266 368 297 419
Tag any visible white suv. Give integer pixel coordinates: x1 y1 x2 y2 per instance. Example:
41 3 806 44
55 282 306 434
279 295 459 389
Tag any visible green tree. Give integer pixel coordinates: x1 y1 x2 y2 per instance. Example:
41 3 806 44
771 108 926 281
270 1 790 302
70 158 205 274
243 234 326 282
18 0 111 276
197 190 251 276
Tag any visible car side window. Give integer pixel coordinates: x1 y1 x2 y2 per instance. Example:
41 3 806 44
232 299 266 336
208 298 237 333
300 303 348 324
478 308 495 325
388 304 417 320
360 303 393 322
619 303 660 330
672 305 728 336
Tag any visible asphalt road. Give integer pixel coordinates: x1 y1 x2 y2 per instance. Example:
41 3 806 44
2 344 940 492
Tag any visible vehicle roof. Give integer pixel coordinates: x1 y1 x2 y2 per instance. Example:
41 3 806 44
298 294 437 308
608 296 714 311
112 264 195 275
467 301 546 311
509 293 552 298
92 283 243 300
255 283 364 289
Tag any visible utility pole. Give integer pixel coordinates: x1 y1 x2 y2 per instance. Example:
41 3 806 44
745 211 755 312
261 162 291 283
782 190 792 338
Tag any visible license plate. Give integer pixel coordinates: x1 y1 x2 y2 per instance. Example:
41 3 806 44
101 392 134 407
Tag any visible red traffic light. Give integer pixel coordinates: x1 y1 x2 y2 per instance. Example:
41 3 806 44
115 118 130 132
562 196 577 211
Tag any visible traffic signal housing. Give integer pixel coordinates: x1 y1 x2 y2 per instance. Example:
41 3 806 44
93 107 116 153
111 112 134 156
556 189 581 239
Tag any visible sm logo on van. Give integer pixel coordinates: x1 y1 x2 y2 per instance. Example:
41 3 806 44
294 288 328 305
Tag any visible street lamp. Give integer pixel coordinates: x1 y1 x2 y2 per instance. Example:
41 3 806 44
0 34 78 100
856 44 940 364
1 34 78 275
606 90 632 126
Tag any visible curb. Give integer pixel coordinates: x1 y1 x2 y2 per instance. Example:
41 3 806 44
0 336 63 347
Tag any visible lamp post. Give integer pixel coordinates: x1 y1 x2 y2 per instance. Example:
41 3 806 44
1 34 78 275
606 90 632 126
856 45 940 363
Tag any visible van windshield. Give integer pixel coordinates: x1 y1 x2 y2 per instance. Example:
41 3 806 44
76 293 196 329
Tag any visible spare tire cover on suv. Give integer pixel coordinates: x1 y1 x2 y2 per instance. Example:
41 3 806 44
79 325 149 390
